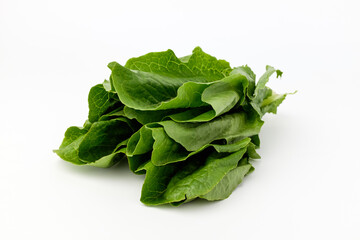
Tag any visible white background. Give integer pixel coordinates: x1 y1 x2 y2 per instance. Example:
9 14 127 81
1 0 359 239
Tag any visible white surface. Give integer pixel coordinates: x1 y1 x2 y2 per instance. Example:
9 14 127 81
1 0 359 239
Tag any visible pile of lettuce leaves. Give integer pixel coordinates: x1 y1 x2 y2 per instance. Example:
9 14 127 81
54 47 290 206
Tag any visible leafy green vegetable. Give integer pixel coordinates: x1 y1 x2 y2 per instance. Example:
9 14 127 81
140 148 249 205
55 47 292 206
53 120 131 168
88 81 123 123
54 81 139 168
159 111 263 151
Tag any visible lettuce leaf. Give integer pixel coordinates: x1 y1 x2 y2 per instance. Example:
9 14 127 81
55 47 292 205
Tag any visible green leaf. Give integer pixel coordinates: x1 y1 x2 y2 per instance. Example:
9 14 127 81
109 62 209 110
78 118 134 162
159 111 263 151
200 163 252 201
250 65 290 117
54 123 91 165
246 142 261 159
230 65 256 97
54 118 135 167
126 126 154 156
140 148 248 206
88 80 123 123
110 58 249 122
108 47 236 113
167 73 249 122
124 47 231 79
150 127 251 166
